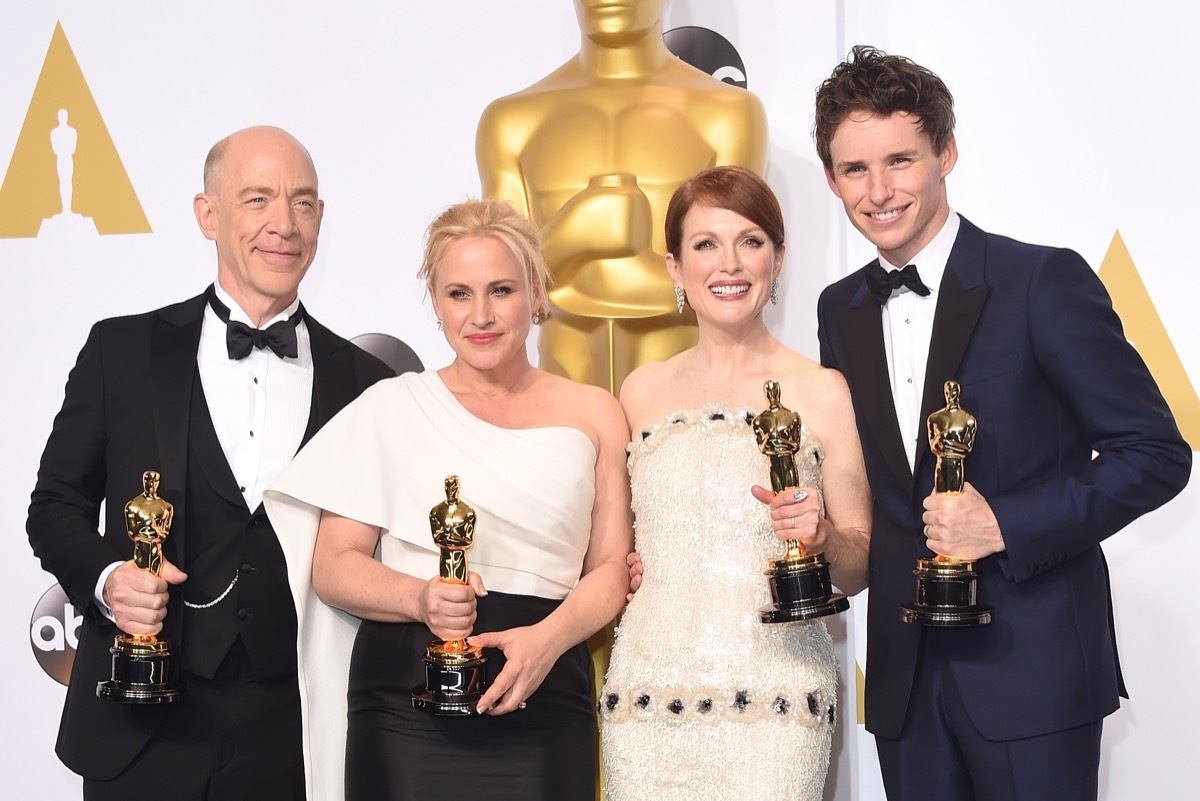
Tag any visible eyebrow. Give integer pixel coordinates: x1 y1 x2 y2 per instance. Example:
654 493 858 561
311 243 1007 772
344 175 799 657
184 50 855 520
235 185 318 198
835 149 920 170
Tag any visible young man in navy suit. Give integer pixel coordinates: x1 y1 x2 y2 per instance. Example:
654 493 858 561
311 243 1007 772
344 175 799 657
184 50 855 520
814 46 1190 800
27 126 393 800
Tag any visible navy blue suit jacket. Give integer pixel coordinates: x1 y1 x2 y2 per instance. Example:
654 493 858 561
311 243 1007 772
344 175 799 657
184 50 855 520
817 216 1190 741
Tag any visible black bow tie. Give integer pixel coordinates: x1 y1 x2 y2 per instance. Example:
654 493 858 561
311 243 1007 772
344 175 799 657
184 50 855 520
205 286 304 360
865 262 932 306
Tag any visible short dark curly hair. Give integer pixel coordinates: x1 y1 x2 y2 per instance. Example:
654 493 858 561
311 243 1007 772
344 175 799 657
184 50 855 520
813 45 956 171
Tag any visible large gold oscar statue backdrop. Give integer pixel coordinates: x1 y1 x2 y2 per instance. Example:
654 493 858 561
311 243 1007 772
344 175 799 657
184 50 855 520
477 0 768 395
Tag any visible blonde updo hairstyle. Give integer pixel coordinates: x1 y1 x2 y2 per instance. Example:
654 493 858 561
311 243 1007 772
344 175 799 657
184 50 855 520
418 197 552 318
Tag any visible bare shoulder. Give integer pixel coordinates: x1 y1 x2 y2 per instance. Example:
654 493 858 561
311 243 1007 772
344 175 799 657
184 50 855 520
538 371 628 441
775 351 853 419
619 358 680 430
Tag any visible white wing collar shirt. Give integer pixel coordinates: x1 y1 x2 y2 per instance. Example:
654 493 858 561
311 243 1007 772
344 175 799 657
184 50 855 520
879 210 960 470
198 281 314 511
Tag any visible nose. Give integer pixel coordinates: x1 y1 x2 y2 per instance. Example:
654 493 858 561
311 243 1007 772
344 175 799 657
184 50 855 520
867 169 893 206
470 294 493 326
268 201 297 237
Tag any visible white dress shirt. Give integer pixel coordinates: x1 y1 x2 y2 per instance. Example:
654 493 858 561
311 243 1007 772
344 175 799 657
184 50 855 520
879 211 960 470
96 284 314 612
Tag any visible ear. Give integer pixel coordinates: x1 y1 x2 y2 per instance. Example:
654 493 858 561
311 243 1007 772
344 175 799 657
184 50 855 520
665 251 682 285
774 243 786 279
938 135 958 180
824 167 843 199
193 193 218 242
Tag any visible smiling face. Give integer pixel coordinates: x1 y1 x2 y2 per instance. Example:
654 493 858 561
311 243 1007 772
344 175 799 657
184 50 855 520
667 204 782 334
431 235 539 374
193 127 323 324
825 111 956 268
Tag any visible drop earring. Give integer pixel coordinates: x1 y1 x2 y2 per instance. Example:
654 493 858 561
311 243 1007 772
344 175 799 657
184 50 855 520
674 285 687 314
436 319 443 331
770 277 780 305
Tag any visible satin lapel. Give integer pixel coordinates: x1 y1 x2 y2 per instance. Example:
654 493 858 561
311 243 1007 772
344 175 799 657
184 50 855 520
304 316 350 445
150 295 206 562
915 224 989 480
837 268 913 493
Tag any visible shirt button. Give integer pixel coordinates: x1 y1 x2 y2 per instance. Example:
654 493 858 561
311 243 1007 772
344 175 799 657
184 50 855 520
241 562 253 572
249 430 255 437
237 609 249 620
907 378 913 384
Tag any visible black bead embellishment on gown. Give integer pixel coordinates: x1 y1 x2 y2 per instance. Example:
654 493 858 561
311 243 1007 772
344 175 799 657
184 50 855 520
635 694 651 709
667 699 684 714
733 690 750 712
807 694 820 716
605 693 620 711
773 696 790 715
697 698 713 713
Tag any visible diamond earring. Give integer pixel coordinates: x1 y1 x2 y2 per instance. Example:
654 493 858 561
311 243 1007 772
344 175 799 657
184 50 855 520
770 277 780 306
674 285 687 314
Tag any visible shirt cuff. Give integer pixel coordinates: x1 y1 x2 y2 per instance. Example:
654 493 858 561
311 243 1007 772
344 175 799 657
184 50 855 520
94 561 124 622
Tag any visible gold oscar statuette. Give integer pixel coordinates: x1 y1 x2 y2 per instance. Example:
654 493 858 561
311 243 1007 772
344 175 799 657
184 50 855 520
901 380 993 627
753 381 849 623
96 470 182 703
412 476 490 716
476 0 769 395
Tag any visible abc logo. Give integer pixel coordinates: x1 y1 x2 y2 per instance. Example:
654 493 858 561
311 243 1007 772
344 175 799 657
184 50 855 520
30 583 81 686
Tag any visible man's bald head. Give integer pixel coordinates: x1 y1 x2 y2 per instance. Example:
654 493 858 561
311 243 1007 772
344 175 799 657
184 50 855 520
202 126 317 196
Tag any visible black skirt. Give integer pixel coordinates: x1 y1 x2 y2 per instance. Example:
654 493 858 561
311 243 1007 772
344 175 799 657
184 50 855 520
345 592 597 801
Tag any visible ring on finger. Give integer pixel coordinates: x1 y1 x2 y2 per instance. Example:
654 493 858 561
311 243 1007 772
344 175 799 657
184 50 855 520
793 489 808 502
791 516 796 529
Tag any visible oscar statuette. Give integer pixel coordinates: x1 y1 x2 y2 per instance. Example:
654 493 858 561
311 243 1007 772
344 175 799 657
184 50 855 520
412 476 490 715
754 381 849 623
97 470 182 703
901 380 993 627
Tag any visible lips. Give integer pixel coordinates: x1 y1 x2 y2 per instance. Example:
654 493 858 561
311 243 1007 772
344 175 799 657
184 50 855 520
466 333 501 345
709 282 750 298
866 205 908 223
256 248 302 264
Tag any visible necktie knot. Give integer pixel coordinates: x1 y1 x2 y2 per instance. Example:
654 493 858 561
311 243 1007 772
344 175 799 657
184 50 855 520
205 286 303 360
865 262 931 305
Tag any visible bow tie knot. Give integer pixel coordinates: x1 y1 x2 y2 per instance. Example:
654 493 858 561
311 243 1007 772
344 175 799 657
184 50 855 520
206 286 303 360
865 262 931 305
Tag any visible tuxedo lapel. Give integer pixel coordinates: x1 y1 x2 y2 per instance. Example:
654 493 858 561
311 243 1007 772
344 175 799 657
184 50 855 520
916 220 989 480
305 315 355 443
838 263 913 493
150 294 206 559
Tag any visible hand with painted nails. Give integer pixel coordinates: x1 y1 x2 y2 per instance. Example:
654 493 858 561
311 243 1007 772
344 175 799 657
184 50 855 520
468 623 557 715
750 484 830 554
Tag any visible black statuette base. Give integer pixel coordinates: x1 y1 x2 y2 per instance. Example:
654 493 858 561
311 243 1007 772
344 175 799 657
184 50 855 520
96 642 182 704
760 554 849 623
901 559 992 627
412 654 488 716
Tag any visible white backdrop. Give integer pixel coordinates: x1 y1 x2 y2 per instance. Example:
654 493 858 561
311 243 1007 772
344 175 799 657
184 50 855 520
2 3 1195 799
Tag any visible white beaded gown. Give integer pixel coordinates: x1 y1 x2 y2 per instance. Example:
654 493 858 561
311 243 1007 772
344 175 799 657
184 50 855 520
600 405 838 801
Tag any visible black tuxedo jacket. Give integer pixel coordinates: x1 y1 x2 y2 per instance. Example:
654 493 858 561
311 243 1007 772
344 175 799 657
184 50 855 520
27 291 392 780
817 217 1190 741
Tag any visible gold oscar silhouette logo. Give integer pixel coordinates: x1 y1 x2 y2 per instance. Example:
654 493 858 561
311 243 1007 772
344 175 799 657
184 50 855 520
1098 231 1199 447
0 21 150 238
